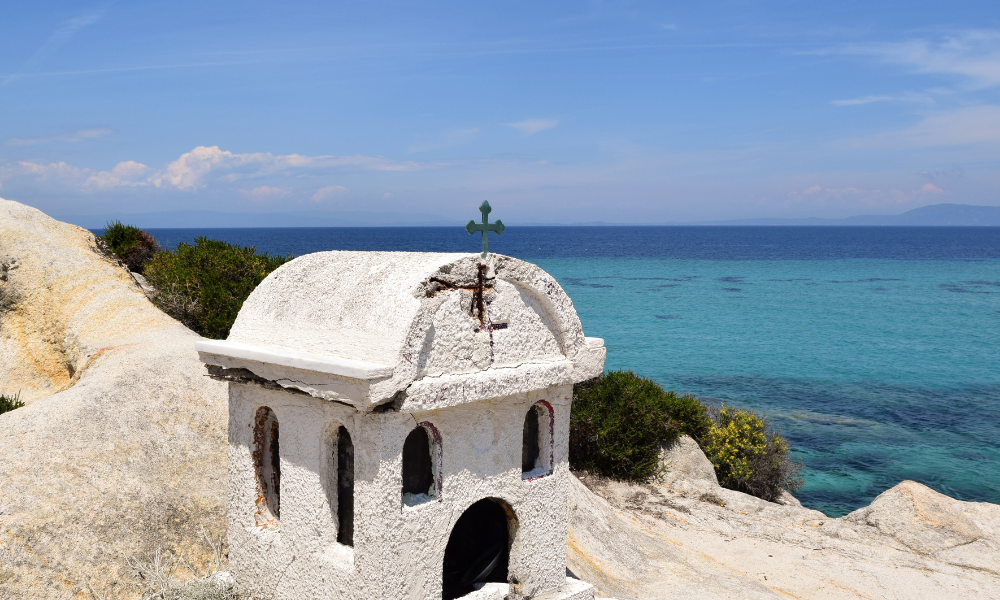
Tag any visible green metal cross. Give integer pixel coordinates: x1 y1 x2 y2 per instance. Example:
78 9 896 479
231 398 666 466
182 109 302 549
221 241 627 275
465 200 505 259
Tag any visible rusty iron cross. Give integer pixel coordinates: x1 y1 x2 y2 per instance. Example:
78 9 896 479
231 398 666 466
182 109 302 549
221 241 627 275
465 200 505 259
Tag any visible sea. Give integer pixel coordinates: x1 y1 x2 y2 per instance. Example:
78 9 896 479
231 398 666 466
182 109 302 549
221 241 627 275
119 226 1000 518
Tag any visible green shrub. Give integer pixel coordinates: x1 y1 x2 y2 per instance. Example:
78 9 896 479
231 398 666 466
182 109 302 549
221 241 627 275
570 370 713 482
0 392 24 415
702 404 803 501
99 220 162 273
144 237 291 339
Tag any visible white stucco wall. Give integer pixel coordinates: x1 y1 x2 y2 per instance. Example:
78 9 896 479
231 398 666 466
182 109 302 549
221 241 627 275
227 382 588 600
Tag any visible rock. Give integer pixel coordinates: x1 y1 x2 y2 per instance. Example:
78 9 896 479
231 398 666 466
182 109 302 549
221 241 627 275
656 434 719 489
843 480 1000 561
774 489 802 507
567 476 783 599
571 473 1000 599
0 198 228 599
130 271 155 296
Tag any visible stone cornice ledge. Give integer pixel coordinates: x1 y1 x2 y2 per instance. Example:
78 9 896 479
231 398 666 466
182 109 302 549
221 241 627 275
400 360 574 412
195 340 394 381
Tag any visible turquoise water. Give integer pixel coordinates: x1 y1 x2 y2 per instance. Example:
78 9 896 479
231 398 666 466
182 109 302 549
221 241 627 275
133 226 1000 517
540 258 1000 516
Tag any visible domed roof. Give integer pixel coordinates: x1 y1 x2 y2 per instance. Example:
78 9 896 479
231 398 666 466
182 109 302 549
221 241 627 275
196 251 605 412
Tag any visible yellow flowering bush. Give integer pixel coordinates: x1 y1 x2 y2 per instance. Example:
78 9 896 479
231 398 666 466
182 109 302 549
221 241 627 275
702 404 802 501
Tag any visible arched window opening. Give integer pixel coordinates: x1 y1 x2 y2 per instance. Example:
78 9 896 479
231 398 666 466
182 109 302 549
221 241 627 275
521 406 541 473
442 499 513 600
402 425 435 505
522 401 553 479
337 426 354 546
253 406 281 522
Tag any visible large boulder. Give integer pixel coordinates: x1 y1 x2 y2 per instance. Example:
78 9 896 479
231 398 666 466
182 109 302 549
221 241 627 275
655 434 719 495
843 480 1000 572
0 199 227 599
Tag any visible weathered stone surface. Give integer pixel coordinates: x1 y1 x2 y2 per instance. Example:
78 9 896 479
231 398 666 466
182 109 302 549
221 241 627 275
570 473 1000 599
843 480 1000 558
0 198 228 599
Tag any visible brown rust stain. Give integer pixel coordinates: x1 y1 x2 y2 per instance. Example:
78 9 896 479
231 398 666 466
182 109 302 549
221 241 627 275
424 262 495 325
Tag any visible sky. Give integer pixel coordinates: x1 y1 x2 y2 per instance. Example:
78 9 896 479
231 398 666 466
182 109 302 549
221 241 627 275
2 1 999 224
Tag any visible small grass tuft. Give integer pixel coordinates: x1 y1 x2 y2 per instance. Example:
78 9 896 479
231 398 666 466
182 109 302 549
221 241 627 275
698 492 725 506
0 392 24 415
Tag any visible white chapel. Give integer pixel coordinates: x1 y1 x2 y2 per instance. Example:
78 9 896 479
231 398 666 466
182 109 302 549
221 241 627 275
196 250 607 600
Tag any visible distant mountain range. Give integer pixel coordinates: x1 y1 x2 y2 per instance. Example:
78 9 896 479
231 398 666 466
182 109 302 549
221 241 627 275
59 203 1000 228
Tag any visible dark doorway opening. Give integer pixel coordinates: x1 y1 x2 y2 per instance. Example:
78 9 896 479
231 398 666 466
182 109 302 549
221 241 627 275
337 426 354 546
402 426 433 496
442 499 511 600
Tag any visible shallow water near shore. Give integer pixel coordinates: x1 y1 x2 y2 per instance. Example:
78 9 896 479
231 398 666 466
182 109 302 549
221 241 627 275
123 226 1000 517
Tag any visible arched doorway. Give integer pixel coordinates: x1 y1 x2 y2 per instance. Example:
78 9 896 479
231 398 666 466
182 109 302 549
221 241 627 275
442 498 514 599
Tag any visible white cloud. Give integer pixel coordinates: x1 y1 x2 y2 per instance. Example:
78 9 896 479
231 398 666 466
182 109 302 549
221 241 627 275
0 145 436 195
6 128 112 146
149 145 429 191
83 161 151 189
311 185 347 202
507 119 558 135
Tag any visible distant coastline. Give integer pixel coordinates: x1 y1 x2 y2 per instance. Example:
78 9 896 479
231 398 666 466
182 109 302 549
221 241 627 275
59 203 1000 229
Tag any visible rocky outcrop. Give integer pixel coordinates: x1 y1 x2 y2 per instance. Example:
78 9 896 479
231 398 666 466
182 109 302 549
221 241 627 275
0 199 228 599
570 441 1000 599
843 480 1000 573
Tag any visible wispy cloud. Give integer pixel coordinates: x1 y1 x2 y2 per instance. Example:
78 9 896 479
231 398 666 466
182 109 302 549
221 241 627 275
4 5 111 85
311 185 347 202
238 185 290 201
408 128 479 153
831 95 916 106
832 30 1000 91
507 119 558 135
850 105 1000 148
788 182 944 207
6 128 112 146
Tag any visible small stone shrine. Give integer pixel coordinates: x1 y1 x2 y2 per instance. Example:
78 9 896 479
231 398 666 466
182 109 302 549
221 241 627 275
196 215 606 598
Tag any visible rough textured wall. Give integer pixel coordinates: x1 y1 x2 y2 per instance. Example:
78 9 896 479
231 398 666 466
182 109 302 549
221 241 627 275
0 198 228 599
226 383 577 600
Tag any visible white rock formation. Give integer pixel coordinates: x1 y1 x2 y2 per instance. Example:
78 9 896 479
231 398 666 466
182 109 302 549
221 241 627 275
0 198 228 599
570 439 1000 599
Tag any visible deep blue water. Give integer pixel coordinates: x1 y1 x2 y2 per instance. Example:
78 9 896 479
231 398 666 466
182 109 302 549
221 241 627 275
113 226 1000 517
